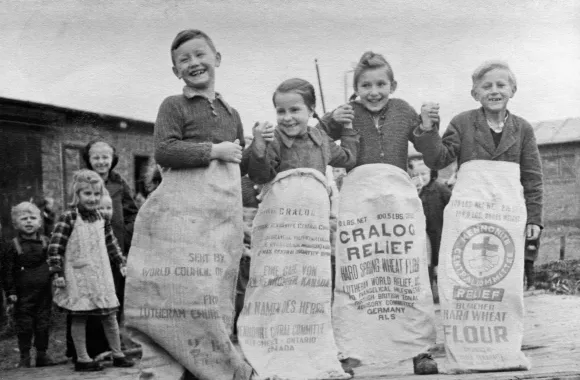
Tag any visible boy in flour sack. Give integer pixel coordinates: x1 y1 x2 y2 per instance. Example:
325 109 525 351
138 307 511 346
123 29 254 379
320 51 441 376
414 60 543 373
239 78 358 379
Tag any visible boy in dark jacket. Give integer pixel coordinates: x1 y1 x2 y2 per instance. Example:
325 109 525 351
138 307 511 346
3 202 56 367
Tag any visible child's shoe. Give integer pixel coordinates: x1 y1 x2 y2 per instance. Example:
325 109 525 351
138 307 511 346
18 356 31 368
75 360 104 372
113 356 135 368
413 353 438 375
36 351 57 367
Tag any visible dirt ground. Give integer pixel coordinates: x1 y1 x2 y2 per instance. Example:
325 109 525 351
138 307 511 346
1 292 580 380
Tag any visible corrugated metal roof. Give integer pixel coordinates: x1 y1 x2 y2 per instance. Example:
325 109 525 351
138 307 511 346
532 118 580 145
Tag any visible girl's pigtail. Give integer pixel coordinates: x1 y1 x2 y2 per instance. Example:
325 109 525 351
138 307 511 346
349 93 358 102
313 111 329 131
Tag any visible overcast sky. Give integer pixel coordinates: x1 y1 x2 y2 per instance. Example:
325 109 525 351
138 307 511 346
1 0 579 133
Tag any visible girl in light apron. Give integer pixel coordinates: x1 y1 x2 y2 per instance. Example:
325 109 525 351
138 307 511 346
415 60 543 372
48 170 133 372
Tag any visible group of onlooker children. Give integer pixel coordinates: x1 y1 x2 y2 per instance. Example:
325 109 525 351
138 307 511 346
0 140 163 372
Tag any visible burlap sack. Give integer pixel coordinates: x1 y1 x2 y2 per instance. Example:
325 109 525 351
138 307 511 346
438 160 530 373
238 168 349 380
124 161 253 380
332 164 436 374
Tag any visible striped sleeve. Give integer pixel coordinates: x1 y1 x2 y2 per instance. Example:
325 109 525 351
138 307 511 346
104 220 126 268
47 212 75 276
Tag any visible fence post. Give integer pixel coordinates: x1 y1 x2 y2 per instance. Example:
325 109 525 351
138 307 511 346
560 235 566 260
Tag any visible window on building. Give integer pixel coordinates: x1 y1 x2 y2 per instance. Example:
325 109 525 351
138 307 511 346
542 154 577 181
62 144 85 206
134 155 151 198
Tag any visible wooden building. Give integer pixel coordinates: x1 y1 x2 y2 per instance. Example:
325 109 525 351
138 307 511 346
0 97 154 239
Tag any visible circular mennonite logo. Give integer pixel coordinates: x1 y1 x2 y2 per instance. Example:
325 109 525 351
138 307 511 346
451 222 515 286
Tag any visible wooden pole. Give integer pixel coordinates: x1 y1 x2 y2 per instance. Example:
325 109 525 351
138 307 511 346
560 235 566 260
315 59 327 114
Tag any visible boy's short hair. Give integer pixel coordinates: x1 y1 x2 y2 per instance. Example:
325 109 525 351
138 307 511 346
472 60 517 92
170 29 217 63
11 202 42 226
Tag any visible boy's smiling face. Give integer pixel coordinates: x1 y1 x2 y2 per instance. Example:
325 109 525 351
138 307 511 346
172 37 221 91
472 68 515 115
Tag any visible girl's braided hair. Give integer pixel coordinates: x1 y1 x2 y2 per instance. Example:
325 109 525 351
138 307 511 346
272 78 328 129
350 51 395 101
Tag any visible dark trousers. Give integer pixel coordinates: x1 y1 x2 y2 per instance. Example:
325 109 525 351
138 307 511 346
14 273 52 356
233 256 251 336
524 259 535 288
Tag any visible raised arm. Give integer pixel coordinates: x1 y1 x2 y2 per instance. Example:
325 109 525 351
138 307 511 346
413 119 462 171
47 213 74 278
327 128 359 171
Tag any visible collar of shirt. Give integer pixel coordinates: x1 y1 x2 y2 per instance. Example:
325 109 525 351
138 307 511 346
182 86 233 114
18 232 41 241
277 127 323 149
487 111 510 133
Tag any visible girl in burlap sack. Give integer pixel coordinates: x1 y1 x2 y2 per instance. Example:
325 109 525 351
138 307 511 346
48 170 134 372
240 78 358 379
414 60 543 372
319 51 441 376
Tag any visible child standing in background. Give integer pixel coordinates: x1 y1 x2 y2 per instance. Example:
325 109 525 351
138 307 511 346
99 195 114 222
49 170 133 372
2 202 56 368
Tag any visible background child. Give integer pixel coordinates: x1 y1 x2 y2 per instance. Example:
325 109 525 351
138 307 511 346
319 51 439 172
48 170 133 372
524 237 540 290
2 202 55 368
408 159 451 304
100 195 114 221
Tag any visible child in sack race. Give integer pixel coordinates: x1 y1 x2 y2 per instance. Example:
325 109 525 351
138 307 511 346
238 77 358 379
122 29 254 380
413 60 543 372
319 51 441 376
48 170 134 372
2 202 57 368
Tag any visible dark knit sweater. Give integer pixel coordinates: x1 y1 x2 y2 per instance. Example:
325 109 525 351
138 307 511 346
154 93 245 169
320 98 422 171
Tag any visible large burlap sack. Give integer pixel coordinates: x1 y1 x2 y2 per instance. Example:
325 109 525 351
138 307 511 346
438 160 530 373
124 161 253 380
238 168 350 380
332 164 436 375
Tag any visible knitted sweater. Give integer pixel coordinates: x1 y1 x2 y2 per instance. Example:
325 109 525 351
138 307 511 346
320 98 422 171
154 93 245 169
